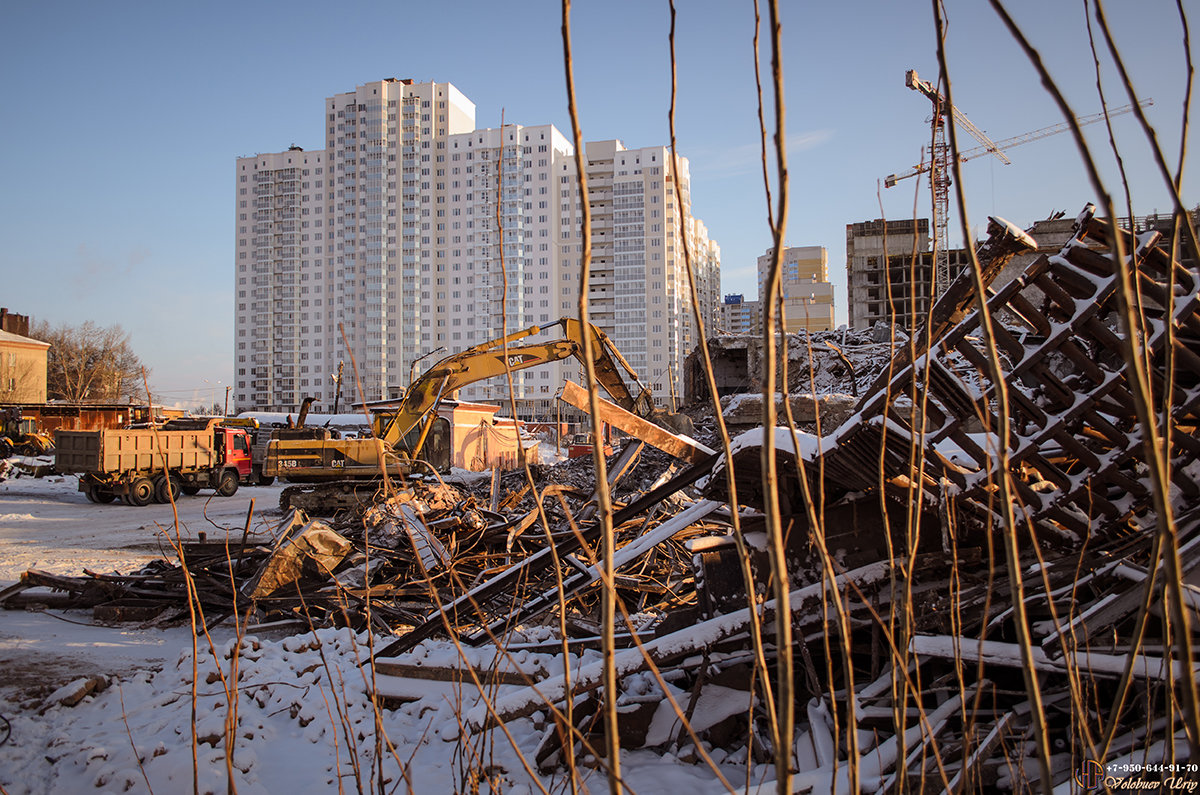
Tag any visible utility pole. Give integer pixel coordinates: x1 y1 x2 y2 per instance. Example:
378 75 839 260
331 361 344 416
554 384 565 451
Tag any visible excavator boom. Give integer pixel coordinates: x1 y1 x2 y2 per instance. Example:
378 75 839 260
376 318 658 454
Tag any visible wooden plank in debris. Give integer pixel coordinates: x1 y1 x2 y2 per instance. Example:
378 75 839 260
1041 529 1200 656
0 589 76 609
93 600 168 623
370 669 529 709
397 503 451 572
372 660 542 686
489 467 501 512
580 440 644 522
0 580 32 606
938 710 1016 795
469 499 723 642
373 452 718 658
560 380 714 463
909 634 1200 681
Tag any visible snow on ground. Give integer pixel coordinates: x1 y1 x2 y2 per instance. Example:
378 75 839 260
0 466 284 583
0 468 766 794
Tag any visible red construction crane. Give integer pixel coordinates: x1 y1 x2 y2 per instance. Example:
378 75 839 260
886 67 1153 296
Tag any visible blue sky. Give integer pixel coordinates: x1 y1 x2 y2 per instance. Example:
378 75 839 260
2 0 1193 410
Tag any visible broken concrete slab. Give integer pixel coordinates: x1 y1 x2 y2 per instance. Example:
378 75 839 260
719 392 857 429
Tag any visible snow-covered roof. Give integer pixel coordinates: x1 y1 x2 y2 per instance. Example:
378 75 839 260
236 411 370 427
0 328 49 348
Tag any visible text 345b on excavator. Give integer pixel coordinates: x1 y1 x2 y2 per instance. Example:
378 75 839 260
264 318 689 514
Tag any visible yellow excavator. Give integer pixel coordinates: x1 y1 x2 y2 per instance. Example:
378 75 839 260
265 318 688 512
0 407 55 459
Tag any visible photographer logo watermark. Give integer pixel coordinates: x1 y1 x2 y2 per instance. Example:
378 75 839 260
1076 760 1104 790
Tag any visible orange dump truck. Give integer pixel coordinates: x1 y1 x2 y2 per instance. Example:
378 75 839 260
54 418 252 505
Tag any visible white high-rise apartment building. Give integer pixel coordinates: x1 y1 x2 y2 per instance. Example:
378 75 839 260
442 123 575 412
559 141 721 409
234 80 719 418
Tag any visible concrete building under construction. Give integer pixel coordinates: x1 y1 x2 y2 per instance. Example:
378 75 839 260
720 294 760 335
845 218 969 331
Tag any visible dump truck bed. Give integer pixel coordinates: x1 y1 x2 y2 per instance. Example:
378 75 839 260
55 424 219 476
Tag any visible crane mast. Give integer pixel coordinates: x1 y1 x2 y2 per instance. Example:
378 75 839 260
903 69 1009 298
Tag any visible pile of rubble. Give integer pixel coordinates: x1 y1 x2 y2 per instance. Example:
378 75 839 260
4 204 1198 790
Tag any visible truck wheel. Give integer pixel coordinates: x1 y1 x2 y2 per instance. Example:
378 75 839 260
93 489 116 504
128 477 155 506
180 483 201 496
0 439 11 459
84 486 98 503
154 474 181 504
217 470 239 497
257 475 275 487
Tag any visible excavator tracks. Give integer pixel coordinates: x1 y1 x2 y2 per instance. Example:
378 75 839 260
279 480 386 515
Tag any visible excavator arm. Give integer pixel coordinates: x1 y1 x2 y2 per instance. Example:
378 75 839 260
377 318 673 458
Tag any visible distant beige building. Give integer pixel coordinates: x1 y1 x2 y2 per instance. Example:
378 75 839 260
757 245 836 333
0 328 49 404
720 294 760 334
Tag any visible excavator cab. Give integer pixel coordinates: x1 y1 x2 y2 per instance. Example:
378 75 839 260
373 410 452 473
415 417 451 473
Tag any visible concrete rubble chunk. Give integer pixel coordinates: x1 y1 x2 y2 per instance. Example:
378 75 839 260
43 675 108 710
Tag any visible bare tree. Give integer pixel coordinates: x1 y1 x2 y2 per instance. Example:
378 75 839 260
29 320 146 403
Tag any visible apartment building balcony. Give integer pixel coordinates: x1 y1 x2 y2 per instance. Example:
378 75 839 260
587 306 615 323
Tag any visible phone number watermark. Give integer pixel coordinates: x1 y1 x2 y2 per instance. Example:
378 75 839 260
1077 759 1200 791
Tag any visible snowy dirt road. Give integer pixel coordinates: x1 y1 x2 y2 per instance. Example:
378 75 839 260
0 470 286 704
0 468 286 584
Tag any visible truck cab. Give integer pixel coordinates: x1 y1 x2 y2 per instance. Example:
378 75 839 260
216 427 253 480
568 432 613 459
